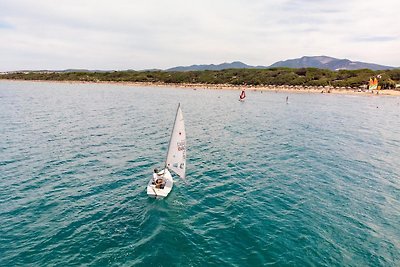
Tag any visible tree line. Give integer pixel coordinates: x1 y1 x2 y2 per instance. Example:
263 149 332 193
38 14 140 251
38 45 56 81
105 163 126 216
2 68 400 89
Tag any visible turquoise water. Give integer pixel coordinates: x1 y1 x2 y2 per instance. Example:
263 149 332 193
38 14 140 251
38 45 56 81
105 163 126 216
1 81 399 266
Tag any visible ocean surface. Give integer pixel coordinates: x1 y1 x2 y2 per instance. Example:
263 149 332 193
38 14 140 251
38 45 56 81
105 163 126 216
1 80 399 266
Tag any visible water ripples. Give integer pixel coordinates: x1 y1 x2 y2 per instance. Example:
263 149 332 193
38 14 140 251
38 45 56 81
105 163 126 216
1 81 400 266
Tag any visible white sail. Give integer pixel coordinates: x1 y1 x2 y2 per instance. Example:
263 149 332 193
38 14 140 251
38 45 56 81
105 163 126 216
165 104 186 180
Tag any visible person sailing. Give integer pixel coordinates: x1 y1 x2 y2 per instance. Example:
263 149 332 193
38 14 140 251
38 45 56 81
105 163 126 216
239 88 246 101
153 168 165 189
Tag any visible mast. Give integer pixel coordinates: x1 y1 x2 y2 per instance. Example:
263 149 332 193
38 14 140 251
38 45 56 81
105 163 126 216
163 103 181 170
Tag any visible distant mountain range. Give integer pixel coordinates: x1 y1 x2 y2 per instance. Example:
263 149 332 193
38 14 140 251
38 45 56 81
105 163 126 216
167 61 257 71
4 56 396 74
167 56 395 71
268 56 395 71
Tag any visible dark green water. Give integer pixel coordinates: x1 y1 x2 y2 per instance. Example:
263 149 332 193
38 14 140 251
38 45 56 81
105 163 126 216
1 81 399 266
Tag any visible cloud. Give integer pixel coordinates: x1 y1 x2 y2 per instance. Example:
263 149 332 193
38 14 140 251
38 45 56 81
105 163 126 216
0 0 399 71
352 36 399 42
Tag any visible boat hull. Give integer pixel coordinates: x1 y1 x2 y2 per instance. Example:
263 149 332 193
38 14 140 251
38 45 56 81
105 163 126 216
146 168 173 198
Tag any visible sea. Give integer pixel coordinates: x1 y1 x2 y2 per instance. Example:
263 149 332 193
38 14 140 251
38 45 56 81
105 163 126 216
1 80 399 266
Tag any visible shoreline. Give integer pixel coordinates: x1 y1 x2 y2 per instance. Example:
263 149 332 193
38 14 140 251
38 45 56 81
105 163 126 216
2 78 400 96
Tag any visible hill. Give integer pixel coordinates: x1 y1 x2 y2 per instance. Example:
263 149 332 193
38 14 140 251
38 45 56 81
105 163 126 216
166 56 395 71
269 56 394 71
167 61 257 71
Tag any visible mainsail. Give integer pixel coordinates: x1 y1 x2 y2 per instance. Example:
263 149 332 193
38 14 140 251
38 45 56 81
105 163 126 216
165 104 186 180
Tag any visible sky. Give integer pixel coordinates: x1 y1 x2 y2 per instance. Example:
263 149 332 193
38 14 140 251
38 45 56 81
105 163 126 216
0 0 399 71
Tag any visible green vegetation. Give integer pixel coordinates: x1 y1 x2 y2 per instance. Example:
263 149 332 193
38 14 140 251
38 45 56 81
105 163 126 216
2 68 400 89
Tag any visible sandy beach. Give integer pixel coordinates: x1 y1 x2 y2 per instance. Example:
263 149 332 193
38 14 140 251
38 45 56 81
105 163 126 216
2 79 400 96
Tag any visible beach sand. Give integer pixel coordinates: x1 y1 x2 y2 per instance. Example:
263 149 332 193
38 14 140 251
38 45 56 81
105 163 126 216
2 79 400 96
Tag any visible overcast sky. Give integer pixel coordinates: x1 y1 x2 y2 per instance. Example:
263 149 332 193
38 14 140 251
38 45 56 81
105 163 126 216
1 0 399 71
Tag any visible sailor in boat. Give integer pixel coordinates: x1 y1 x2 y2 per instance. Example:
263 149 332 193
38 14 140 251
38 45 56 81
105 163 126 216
153 168 166 189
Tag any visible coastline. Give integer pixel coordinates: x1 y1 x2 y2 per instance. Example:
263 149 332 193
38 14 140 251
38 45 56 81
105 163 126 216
2 78 400 96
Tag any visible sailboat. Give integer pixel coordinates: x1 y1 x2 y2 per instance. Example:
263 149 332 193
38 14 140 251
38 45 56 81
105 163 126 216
239 89 246 101
146 104 186 198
